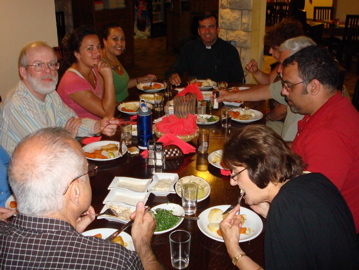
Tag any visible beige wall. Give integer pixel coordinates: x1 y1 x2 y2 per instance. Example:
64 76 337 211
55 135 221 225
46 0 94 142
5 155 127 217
305 0 333 19
0 0 58 99
335 0 359 23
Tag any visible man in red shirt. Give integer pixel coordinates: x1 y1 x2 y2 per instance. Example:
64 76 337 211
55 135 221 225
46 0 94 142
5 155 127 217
281 45 359 233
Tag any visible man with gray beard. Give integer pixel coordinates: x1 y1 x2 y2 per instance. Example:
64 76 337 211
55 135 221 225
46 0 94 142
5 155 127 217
0 41 118 154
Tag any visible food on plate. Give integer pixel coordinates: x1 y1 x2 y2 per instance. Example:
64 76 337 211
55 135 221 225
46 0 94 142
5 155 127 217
9 201 17 209
152 208 180 231
112 235 125 246
211 153 222 164
177 176 207 199
138 83 163 90
120 103 138 112
207 208 251 236
197 115 218 124
152 179 172 191
94 233 102 238
229 108 255 120
200 79 214 87
84 143 120 159
105 203 132 221
127 146 139 155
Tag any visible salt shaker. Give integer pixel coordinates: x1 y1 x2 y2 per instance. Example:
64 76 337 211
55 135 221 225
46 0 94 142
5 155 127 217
147 140 155 167
155 142 165 167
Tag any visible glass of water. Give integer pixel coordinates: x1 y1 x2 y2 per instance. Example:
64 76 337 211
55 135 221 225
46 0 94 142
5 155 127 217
169 230 191 269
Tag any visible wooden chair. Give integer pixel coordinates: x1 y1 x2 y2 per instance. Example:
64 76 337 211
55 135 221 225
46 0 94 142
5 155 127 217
352 78 359 112
313 7 333 22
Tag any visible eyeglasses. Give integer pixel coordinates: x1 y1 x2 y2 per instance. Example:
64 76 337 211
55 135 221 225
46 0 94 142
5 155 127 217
281 80 304 91
229 168 247 180
26 61 60 72
62 164 98 195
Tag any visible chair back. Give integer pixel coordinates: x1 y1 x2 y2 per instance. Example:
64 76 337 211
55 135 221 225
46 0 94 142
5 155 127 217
342 15 359 44
313 7 333 22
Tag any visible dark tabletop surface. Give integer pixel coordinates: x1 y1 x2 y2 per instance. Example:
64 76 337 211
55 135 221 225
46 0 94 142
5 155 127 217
85 85 268 269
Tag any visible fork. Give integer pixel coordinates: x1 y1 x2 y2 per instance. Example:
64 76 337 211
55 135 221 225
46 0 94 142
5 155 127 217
93 123 110 136
222 189 245 215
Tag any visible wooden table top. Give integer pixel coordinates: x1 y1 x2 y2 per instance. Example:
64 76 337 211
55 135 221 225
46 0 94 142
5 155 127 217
85 86 267 269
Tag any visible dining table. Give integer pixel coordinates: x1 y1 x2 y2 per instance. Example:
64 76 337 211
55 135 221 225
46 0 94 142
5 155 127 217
84 84 268 269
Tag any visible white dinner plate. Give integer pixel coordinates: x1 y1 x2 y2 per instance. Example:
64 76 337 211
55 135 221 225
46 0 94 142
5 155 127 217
98 203 135 223
228 86 250 92
139 93 155 104
197 80 217 90
117 101 153 115
152 203 184 235
208 149 226 170
175 175 211 202
5 195 16 210
230 109 263 124
136 82 165 93
147 173 179 196
108 177 152 192
197 205 263 242
82 228 135 251
196 114 219 125
103 189 150 206
222 87 249 106
83 140 127 162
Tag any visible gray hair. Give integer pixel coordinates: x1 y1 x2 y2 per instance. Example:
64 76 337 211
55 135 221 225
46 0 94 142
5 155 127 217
18 41 56 68
9 127 86 216
279 36 316 56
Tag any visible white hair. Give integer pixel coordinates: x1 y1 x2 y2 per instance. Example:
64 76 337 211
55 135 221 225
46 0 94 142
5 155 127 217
279 36 317 56
9 127 86 216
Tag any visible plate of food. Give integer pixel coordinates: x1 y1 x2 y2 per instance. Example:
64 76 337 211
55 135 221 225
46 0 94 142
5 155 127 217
196 79 217 90
108 177 152 192
197 205 263 242
118 101 153 115
5 195 17 210
137 82 165 93
98 203 135 223
208 149 227 170
175 175 211 202
196 114 219 125
103 189 150 206
229 108 263 123
228 86 250 92
82 228 135 251
83 141 127 161
202 91 212 101
139 93 155 104
148 173 179 196
151 203 184 235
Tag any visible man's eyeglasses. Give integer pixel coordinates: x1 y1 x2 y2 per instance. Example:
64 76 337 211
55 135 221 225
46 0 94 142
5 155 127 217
281 80 304 91
26 61 60 72
63 164 98 195
229 168 247 180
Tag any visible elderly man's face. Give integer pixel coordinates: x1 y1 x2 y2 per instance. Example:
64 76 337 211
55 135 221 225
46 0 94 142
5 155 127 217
198 17 219 47
22 47 58 95
281 63 310 114
277 50 291 75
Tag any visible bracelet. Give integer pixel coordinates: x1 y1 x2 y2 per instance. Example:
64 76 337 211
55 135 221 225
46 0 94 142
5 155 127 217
232 253 246 265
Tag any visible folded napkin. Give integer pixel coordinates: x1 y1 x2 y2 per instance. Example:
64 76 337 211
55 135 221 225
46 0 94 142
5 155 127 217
82 136 102 145
156 114 197 136
141 133 196 158
176 84 204 100
220 169 231 176
130 115 138 121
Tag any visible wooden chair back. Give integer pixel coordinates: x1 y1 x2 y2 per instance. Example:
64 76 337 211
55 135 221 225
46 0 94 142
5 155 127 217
313 7 333 22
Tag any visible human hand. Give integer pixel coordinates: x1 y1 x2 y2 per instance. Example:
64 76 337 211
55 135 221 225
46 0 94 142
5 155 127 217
245 59 259 74
131 202 155 250
0 207 16 221
75 206 96 233
95 118 119 137
249 202 270 219
65 117 82 137
216 89 237 102
220 204 243 258
141 74 157 83
96 60 112 78
169 73 181 86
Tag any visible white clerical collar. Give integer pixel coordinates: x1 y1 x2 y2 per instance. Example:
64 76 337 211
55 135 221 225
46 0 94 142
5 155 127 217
206 46 211 49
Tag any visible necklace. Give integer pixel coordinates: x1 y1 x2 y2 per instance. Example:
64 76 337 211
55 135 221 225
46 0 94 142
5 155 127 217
111 65 121 71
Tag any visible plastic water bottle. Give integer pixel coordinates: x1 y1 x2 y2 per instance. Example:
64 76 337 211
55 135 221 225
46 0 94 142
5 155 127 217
137 100 153 150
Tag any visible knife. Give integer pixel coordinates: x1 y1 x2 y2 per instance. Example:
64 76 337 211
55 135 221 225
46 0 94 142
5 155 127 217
105 206 150 241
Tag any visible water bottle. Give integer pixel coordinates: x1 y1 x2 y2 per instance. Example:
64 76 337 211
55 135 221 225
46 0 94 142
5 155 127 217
137 99 153 150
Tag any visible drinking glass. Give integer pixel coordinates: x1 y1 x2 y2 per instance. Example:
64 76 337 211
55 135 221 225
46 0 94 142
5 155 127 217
120 122 132 145
169 230 191 269
154 92 164 111
181 183 198 215
221 108 232 128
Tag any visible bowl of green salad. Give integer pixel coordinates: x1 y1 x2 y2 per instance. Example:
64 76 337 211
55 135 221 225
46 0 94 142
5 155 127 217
196 114 219 125
151 203 184 235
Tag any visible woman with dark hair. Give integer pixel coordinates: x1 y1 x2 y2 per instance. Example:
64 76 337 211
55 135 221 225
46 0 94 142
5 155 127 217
220 125 359 269
57 25 115 120
99 22 157 103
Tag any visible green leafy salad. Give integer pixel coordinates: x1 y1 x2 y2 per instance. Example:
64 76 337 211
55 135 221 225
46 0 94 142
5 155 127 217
152 208 180 231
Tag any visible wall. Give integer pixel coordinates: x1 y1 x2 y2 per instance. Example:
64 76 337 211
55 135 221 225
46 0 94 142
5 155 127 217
0 0 58 99
335 0 359 23
305 0 333 19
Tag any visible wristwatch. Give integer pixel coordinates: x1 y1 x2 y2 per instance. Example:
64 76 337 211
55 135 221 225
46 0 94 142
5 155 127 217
232 253 246 265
